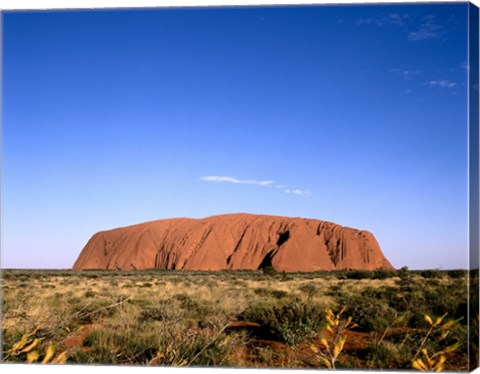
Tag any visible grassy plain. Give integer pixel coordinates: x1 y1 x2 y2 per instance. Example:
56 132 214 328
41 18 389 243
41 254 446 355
1 268 475 370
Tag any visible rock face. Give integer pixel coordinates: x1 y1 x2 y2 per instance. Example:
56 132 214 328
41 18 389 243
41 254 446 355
72 213 393 272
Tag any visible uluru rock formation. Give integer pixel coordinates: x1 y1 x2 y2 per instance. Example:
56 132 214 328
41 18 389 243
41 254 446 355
73 213 393 272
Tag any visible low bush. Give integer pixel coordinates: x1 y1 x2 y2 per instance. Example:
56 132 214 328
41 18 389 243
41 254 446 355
372 269 395 279
345 270 373 280
262 266 276 276
174 294 214 319
238 299 324 346
342 295 397 332
360 287 387 300
325 284 344 298
397 266 410 280
299 283 317 297
138 305 176 323
420 270 441 279
253 288 288 299
447 270 466 279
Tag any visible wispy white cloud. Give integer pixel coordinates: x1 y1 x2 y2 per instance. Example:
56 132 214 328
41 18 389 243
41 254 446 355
460 61 469 72
387 13 407 26
200 176 310 196
354 17 376 26
424 80 457 88
355 13 410 27
200 176 274 187
390 68 460 93
389 68 422 80
353 13 446 43
408 15 444 41
285 188 310 195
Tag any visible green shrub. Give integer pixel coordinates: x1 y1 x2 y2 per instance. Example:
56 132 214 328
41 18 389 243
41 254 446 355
325 284 344 298
397 266 410 280
84 273 99 279
238 299 324 346
280 271 290 282
270 290 288 299
419 270 442 279
254 288 270 296
372 269 394 279
299 283 317 297
345 270 373 280
254 288 288 299
41 284 56 289
342 295 397 332
262 266 276 276
360 287 386 300
335 271 348 280
174 294 214 319
447 270 466 279
424 286 467 322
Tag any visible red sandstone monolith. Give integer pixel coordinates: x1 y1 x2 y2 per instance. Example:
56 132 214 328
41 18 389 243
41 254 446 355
72 213 393 271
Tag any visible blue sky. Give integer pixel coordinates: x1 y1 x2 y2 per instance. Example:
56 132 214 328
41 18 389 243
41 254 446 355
2 3 470 269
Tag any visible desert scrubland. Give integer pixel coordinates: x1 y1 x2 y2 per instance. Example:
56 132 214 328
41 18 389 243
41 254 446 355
1 268 475 370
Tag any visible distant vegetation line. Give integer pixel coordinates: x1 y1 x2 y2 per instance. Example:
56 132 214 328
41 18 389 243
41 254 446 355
1 267 472 280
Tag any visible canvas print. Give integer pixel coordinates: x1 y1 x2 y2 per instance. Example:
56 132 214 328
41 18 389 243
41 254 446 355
1 1 479 371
